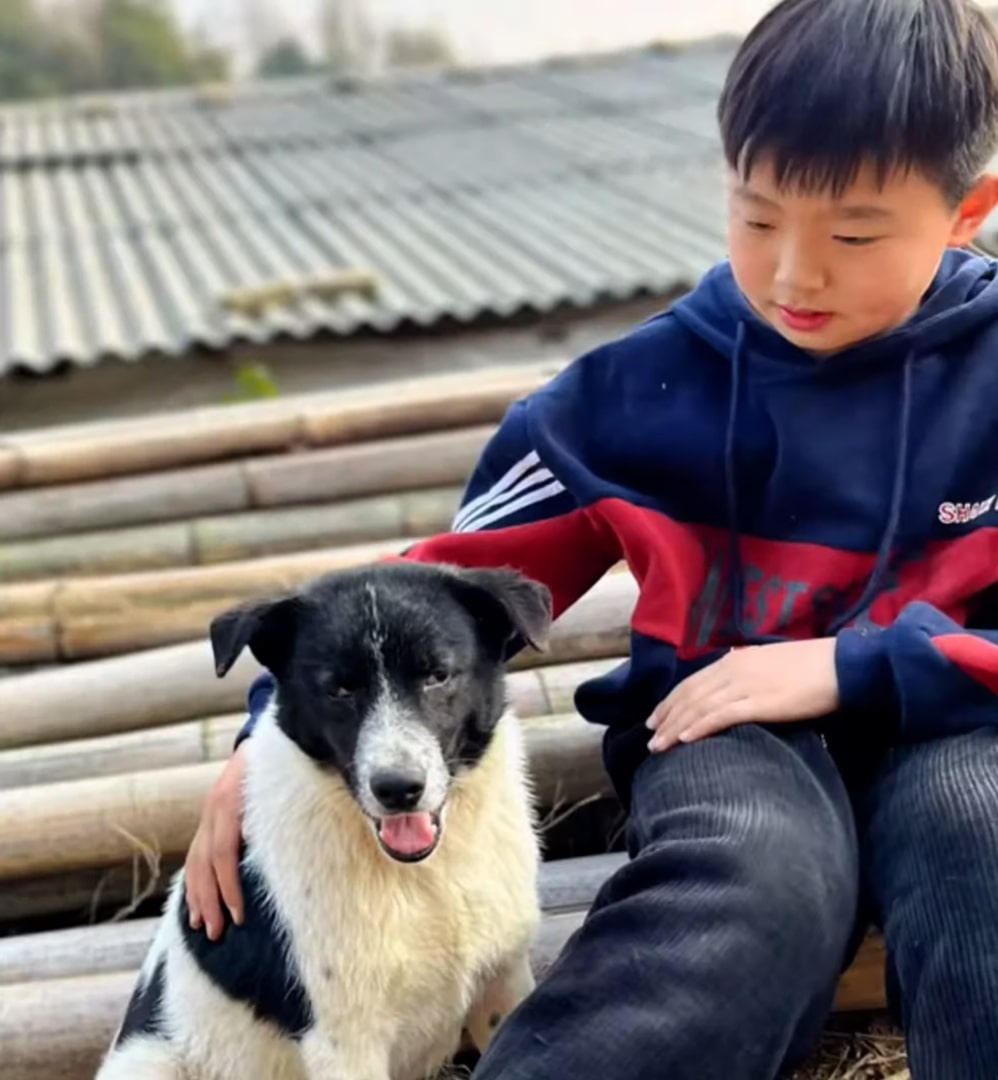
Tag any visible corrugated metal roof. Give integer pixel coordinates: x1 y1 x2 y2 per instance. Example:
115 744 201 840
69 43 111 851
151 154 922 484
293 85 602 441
0 41 734 376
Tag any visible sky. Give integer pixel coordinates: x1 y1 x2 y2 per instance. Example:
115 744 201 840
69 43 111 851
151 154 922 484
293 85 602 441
172 0 778 72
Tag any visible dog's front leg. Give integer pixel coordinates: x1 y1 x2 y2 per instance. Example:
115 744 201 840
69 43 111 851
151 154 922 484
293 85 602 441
465 951 535 1053
299 1028 390 1080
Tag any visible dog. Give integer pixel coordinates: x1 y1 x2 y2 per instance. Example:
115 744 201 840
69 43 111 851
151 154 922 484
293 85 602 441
96 560 551 1080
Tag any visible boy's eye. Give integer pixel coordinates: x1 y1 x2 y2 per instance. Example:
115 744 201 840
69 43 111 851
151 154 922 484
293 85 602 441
835 235 880 247
746 220 775 232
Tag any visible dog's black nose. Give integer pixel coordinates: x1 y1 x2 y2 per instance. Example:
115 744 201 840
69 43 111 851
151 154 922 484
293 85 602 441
370 770 425 812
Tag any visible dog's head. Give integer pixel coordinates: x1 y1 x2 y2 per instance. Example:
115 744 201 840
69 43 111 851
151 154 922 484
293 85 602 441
210 561 552 864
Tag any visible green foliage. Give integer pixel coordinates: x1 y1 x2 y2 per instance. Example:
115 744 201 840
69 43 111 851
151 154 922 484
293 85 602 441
0 0 90 99
0 0 231 102
384 26 455 70
0 0 458 104
223 361 281 404
316 1 456 77
93 0 231 91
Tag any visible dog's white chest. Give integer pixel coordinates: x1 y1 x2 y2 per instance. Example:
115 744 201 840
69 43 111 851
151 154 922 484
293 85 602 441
247 712 540 1080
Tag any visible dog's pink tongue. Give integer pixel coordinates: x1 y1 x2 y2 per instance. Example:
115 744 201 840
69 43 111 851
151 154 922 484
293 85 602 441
379 813 436 855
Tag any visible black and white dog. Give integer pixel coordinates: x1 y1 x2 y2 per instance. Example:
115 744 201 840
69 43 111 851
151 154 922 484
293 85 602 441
96 560 551 1080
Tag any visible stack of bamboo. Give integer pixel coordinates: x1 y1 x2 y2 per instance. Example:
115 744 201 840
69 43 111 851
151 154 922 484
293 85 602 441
0 362 886 1079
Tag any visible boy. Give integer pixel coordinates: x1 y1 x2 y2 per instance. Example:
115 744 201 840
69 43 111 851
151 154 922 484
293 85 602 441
185 1 998 1076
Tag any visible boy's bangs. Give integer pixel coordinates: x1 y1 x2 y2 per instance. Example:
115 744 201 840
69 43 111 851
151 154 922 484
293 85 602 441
718 0 998 203
730 99 937 199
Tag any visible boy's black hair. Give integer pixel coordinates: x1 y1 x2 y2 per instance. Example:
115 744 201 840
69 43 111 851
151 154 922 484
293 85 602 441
718 0 998 203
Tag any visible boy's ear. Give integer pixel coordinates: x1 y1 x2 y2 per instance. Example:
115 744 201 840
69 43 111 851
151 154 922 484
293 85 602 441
209 593 301 678
949 174 998 247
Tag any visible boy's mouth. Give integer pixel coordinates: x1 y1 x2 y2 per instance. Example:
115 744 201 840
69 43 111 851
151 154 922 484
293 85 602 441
776 305 833 333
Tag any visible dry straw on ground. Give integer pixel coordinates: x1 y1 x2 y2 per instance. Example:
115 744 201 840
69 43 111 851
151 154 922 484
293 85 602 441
792 1023 907 1080
436 1020 908 1079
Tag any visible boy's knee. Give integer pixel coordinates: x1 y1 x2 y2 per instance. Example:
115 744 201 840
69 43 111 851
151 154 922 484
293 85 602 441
612 828 854 1041
873 730 998 858
629 782 858 966
630 729 858 909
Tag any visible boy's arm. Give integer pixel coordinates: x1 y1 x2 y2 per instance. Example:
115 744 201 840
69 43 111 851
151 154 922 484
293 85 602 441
235 397 620 745
836 601 998 740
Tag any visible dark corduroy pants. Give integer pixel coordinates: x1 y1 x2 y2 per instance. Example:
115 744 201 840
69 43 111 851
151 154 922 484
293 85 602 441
473 725 998 1080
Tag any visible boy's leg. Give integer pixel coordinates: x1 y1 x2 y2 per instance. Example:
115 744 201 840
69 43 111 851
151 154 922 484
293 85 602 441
474 724 860 1080
860 729 998 1079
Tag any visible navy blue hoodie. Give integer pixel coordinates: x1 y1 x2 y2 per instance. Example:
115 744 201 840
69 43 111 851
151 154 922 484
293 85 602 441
244 249 998 802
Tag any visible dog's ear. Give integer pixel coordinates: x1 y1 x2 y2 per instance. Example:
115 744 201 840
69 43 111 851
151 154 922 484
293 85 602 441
209 593 301 678
452 568 553 654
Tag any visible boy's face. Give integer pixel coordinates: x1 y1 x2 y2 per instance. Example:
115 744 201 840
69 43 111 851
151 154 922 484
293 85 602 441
727 158 998 355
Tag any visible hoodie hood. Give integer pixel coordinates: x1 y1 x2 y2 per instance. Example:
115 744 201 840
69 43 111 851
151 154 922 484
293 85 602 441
670 247 998 372
669 248 998 642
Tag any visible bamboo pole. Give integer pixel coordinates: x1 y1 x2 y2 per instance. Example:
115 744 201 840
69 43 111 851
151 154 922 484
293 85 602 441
0 522 194 584
0 638 260 752
243 425 489 509
51 553 630 664
0 924 888 1080
0 715 239 790
53 538 416 663
0 920 156 986
298 364 555 447
0 581 58 664
0 845 889 1012
533 659 619 716
0 852 625 986
0 460 249 544
0 910 626 1080
0 714 608 881
0 970 136 1080
2 361 559 489
0 489 462 585
0 660 619 789
14 410 302 488
0 848 626 943
0 427 490 545
193 487 459 567
0 446 22 491
0 573 635 743
0 762 223 881
0 858 184 926
0 537 415 664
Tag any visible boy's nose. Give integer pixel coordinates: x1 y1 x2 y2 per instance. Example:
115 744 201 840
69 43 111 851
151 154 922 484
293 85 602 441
774 243 827 295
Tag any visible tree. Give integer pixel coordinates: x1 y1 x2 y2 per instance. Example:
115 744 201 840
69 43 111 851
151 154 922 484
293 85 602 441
384 26 455 71
257 37 313 80
92 0 230 90
0 0 90 99
187 39 229 84
0 0 231 101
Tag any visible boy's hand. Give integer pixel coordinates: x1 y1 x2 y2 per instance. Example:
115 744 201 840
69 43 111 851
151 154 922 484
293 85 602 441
646 639 839 753
184 742 249 940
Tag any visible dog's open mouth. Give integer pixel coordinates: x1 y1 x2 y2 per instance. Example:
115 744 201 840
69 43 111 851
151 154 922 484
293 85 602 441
375 811 442 862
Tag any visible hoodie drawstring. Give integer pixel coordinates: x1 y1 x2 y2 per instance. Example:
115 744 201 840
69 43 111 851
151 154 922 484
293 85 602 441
826 351 914 634
724 322 764 642
724 330 914 643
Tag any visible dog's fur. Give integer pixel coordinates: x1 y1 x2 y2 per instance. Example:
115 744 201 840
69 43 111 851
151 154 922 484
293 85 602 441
96 561 551 1080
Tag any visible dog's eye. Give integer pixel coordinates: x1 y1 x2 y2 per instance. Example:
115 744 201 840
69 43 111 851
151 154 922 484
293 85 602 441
328 684 356 700
424 669 451 689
